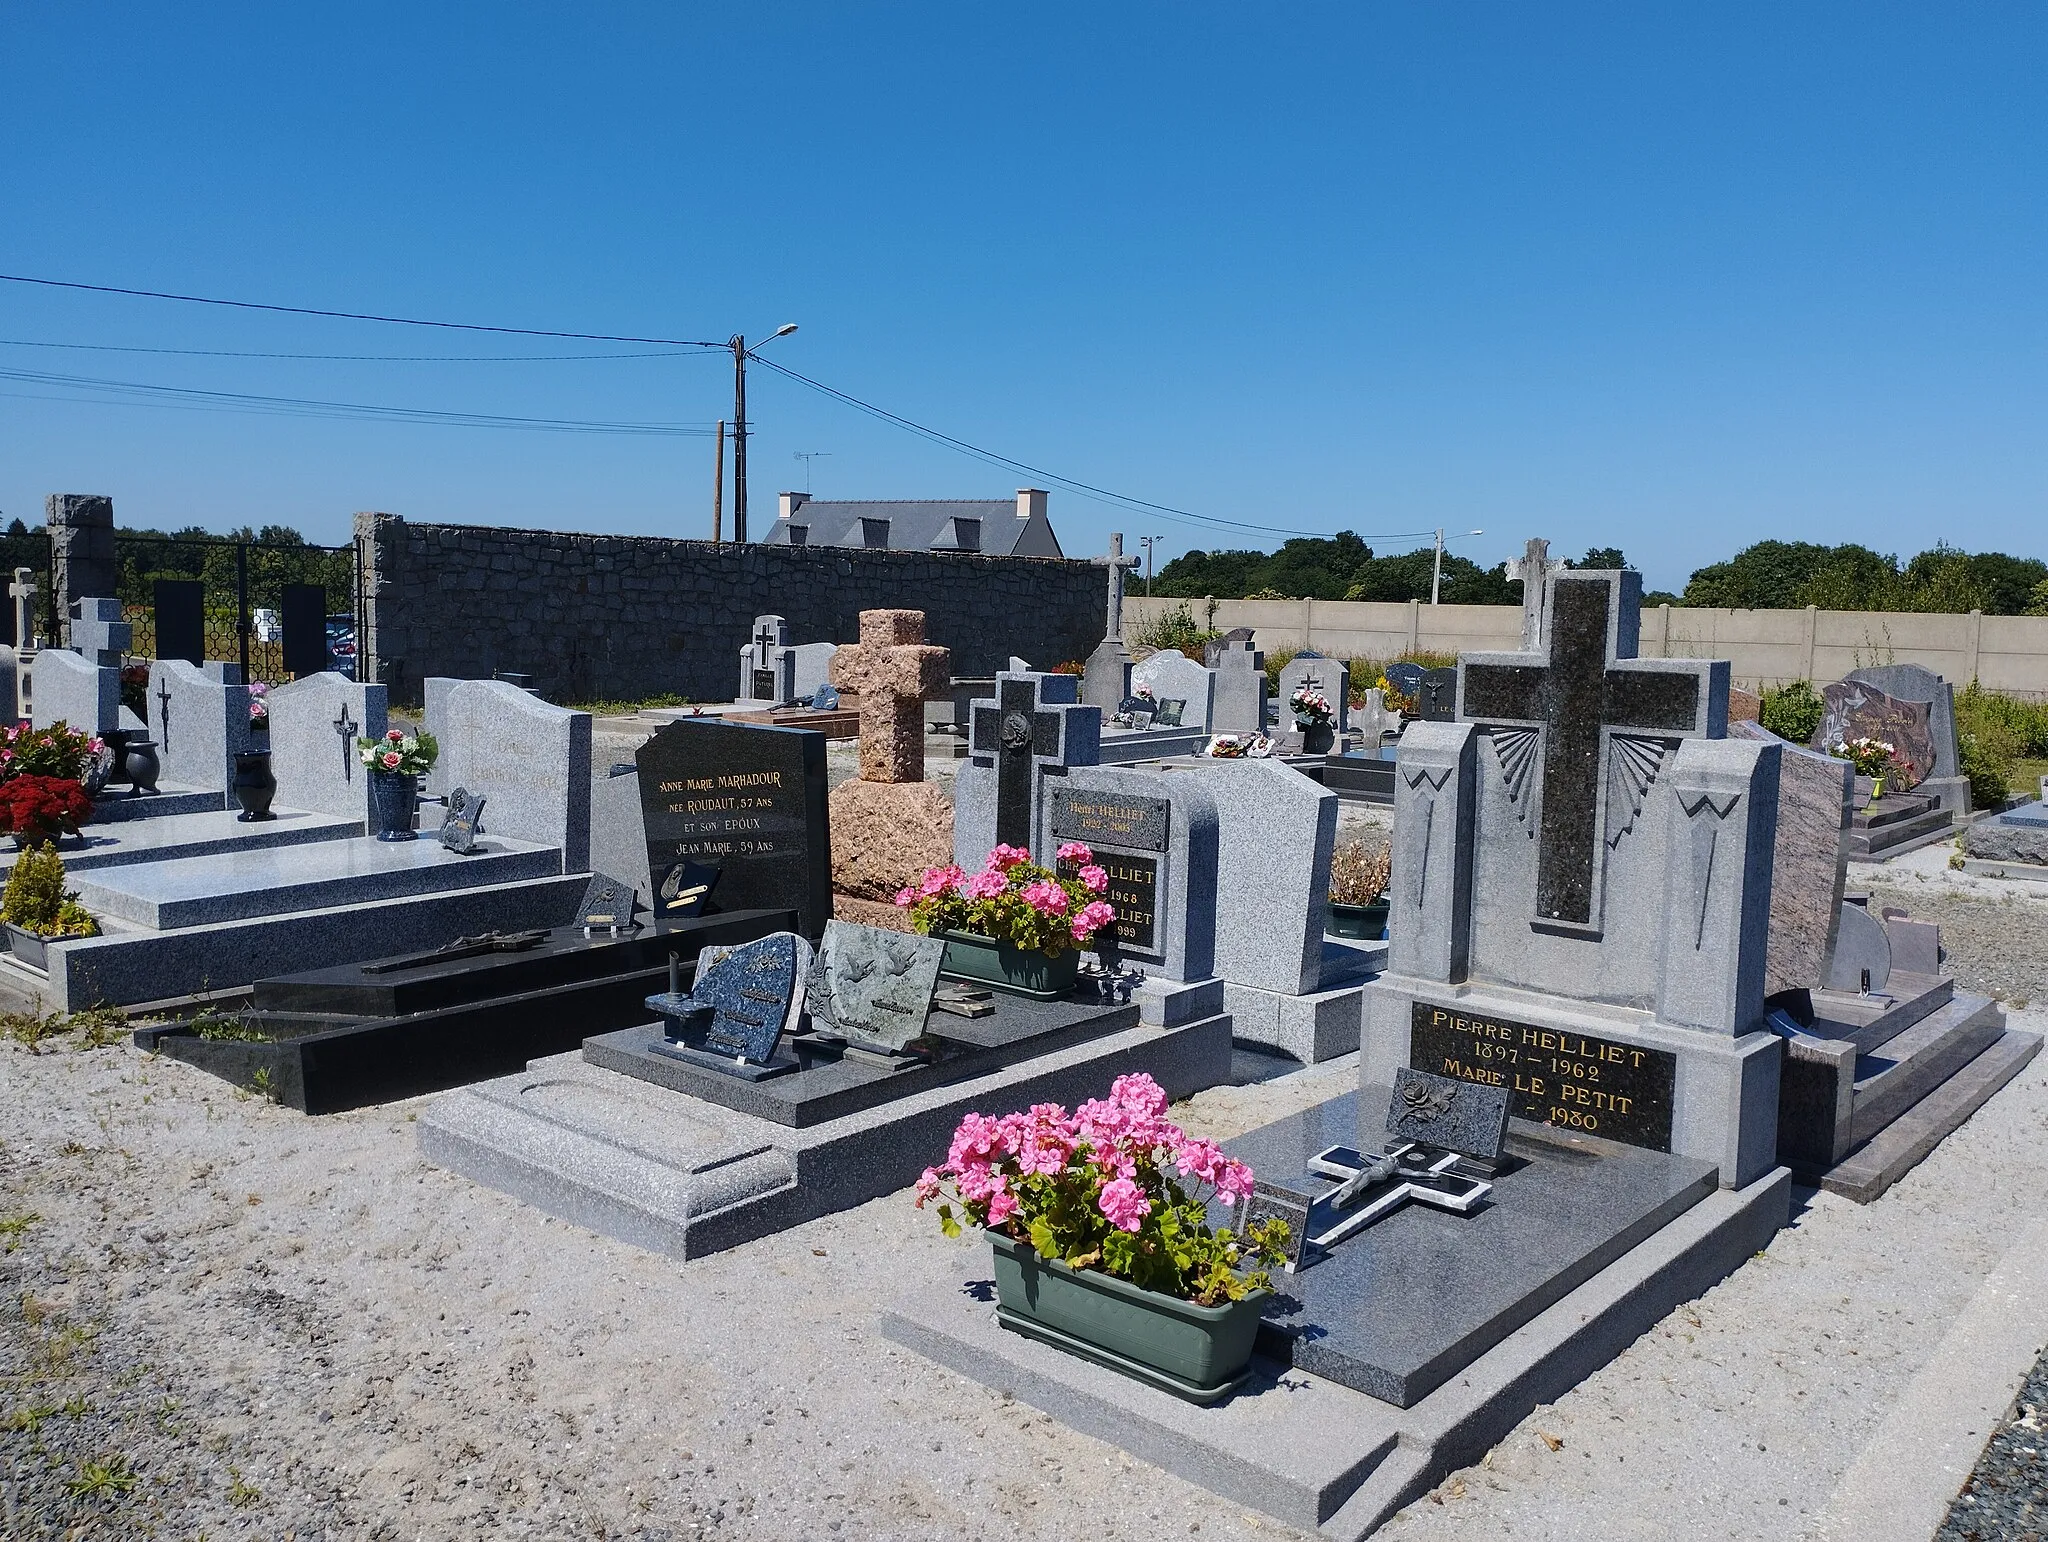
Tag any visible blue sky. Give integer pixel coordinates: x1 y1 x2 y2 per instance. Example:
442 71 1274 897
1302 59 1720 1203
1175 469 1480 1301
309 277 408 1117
2 4 2042 592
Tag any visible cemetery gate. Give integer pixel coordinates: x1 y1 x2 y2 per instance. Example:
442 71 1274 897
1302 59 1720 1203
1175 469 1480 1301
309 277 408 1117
42 531 365 684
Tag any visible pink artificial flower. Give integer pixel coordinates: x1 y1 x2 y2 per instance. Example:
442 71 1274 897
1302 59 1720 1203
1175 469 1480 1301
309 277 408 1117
894 886 916 907
380 750 402 770
88 737 105 754
961 869 1008 901
1070 900 1117 942
1078 864 1108 894
1019 879 1070 917
918 864 964 898
1098 1176 1151 1232
386 728 404 743
1056 841 1094 864
988 843 1031 872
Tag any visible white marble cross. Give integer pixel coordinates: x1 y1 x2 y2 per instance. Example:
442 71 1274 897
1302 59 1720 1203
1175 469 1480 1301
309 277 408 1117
1502 537 1566 651
9 568 36 648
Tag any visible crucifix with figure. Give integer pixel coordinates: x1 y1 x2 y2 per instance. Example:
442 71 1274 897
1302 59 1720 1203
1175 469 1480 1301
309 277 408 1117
827 609 950 783
969 673 1098 855
156 677 173 754
1459 572 1718 936
334 701 359 781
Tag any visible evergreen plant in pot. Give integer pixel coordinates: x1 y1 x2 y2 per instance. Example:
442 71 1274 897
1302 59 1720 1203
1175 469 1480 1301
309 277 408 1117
356 727 439 841
1327 837 1392 939
1 843 100 970
917 1073 1290 1402
895 842 1117 999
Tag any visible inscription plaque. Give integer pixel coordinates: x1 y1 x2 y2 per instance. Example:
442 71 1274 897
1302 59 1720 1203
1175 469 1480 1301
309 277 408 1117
1059 850 1158 953
1408 1000 1676 1152
751 667 777 701
1049 787 1169 853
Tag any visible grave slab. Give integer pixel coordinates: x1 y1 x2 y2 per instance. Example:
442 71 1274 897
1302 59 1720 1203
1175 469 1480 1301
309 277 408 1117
419 1013 1234 1259
1223 1091 1717 1405
882 1162 1790 1540
70 834 561 929
0 806 358 874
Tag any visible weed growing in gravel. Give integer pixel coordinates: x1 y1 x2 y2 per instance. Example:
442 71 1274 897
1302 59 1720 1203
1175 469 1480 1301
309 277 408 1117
248 1067 277 1102
0 1209 40 1251
191 1010 271 1042
65 1452 137 1498
1 1005 128 1052
228 1467 262 1506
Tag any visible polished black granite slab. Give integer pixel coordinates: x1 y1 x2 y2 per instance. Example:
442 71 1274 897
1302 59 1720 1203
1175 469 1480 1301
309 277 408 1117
583 993 1141 1128
251 910 793 1017
1225 1087 1716 1407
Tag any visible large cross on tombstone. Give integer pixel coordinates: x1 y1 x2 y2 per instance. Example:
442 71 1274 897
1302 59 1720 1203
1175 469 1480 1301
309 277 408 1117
69 599 130 665
751 615 786 665
10 569 37 649
970 674 1097 853
827 609 951 783
1502 537 1568 651
1460 573 1719 935
334 700 359 782
1090 534 1143 640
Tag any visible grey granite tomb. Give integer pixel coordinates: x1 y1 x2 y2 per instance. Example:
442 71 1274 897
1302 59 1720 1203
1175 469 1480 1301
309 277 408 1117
30 647 117 734
952 671 1101 873
267 671 389 823
148 659 257 796
439 679 591 873
1130 650 1219 731
1277 650 1348 733
1205 637 1267 733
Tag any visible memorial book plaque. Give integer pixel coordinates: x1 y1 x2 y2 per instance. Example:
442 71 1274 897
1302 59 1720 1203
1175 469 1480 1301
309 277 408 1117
1050 787 1167 956
1408 1001 1676 1151
636 720 832 938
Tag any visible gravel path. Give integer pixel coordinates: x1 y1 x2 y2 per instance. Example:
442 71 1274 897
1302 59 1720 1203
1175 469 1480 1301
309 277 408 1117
1937 1344 2048 1540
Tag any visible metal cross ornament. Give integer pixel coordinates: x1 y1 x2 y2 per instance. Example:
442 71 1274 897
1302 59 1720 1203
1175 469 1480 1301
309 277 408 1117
333 701 359 781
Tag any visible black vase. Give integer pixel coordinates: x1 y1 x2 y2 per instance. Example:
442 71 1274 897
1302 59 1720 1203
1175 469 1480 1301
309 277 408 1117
368 769 419 841
122 738 161 795
1298 722 1335 755
232 751 278 822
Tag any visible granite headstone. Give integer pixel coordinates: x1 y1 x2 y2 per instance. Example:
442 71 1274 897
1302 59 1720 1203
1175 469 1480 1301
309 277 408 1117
1844 664 1959 779
1131 650 1219 731
1815 681 1938 788
805 920 946 1051
440 679 592 871
266 671 388 822
1277 650 1348 732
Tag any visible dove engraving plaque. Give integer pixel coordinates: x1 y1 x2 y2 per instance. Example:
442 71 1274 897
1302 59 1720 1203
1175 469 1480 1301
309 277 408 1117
805 921 946 1053
1407 1001 1676 1152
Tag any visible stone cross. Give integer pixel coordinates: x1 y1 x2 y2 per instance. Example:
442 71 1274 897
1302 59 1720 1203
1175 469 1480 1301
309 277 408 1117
69 598 131 666
1090 534 1143 640
10 569 36 649
1502 537 1567 652
750 615 788 669
334 701 359 781
1460 573 1716 934
969 674 1095 853
827 609 950 783
156 675 173 754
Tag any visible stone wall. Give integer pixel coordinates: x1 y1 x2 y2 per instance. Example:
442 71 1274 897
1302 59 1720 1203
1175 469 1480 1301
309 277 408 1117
357 512 1106 706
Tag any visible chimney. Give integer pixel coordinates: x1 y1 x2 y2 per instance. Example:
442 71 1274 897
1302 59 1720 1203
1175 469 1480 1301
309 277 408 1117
1016 488 1047 522
779 491 809 521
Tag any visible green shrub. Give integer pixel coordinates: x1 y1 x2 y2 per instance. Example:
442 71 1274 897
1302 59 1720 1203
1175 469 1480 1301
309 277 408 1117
1956 682 2048 759
1760 680 1825 745
1128 601 1218 660
1960 730 2015 811
1 846 100 939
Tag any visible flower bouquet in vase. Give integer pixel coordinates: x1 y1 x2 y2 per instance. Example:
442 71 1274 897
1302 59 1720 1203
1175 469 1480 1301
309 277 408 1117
1289 688 1335 753
357 728 439 841
896 843 1117 999
1829 736 1899 806
917 1072 1289 1402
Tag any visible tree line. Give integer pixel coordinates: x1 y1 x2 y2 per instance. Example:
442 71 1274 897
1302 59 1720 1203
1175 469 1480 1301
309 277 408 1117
1150 534 2048 615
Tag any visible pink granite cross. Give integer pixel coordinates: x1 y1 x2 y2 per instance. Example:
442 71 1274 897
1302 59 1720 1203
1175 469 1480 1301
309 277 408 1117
829 609 951 784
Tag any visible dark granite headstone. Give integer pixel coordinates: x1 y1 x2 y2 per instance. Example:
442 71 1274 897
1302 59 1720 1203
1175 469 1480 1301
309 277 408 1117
439 786 485 854
635 718 832 937
657 860 721 919
1387 1066 1510 1162
805 921 945 1052
1415 668 1459 722
1844 664 1958 779
1383 662 1425 703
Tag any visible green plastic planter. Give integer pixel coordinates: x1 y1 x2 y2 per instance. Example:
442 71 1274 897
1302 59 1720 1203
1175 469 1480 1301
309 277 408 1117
987 1231 1270 1403
937 930 1079 1000
1327 899 1390 940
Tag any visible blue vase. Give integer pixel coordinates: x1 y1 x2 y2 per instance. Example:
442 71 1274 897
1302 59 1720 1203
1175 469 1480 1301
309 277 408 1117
367 769 419 841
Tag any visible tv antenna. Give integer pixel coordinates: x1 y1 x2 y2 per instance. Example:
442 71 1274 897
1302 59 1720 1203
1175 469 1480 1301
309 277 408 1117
793 450 831 493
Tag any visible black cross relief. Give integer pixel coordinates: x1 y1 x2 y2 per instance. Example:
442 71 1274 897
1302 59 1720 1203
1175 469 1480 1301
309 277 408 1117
1458 573 1715 936
969 675 1090 854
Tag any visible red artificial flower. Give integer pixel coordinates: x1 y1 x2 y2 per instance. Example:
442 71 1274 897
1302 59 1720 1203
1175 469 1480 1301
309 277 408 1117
0 775 94 843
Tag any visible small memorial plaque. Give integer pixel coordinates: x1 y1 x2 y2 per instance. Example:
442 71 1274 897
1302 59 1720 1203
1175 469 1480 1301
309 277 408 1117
1386 1066 1510 1163
1235 1181 1313 1273
657 860 721 918
1049 787 1170 853
751 667 777 700
810 683 840 711
1408 1000 1676 1151
805 921 946 1052
577 871 641 930
1151 698 1185 728
439 787 486 854
661 932 807 1064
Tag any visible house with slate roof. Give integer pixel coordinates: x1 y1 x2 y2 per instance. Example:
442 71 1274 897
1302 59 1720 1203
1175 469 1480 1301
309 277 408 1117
760 488 1064 558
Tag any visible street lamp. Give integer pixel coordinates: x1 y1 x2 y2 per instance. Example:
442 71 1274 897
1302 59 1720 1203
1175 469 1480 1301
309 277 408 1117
730 324 800 544
1430 528 1486 606
1138 535 1165 595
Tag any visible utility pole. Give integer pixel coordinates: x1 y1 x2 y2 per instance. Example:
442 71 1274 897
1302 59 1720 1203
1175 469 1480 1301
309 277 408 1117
711 420 725 544
1431 528 1444 606
1138 535 1164 596
730 336 749 545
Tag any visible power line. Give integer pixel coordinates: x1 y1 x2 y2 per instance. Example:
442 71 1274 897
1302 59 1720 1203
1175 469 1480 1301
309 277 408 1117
0 337 703 363
0 272 725 348
0 366 712 435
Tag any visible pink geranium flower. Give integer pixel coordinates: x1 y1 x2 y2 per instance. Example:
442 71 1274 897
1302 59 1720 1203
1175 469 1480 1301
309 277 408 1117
961 869 1008 900
988 843 1030 872
1078 864 1107 893
1019 879 1069 917
1098 1177 1151 1232
1056 841 1094 864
